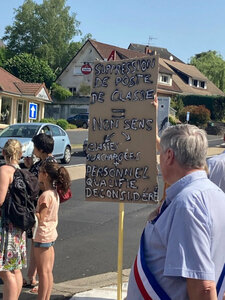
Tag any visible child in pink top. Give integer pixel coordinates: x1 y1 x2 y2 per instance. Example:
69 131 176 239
33 161 71 300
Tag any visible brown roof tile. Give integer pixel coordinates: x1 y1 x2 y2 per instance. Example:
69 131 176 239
89 39 145 60
14 82 44 96
0 67 52 101
0 67 23 94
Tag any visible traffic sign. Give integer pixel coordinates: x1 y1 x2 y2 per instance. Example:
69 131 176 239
81 63 92 75
29 103 38 120
186 111 190 122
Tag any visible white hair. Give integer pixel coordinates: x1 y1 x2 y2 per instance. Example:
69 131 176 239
160 124 208 169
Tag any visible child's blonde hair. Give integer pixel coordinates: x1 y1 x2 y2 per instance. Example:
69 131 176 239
3 139 22 163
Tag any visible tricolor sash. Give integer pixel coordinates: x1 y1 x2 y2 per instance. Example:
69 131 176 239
134 229 171 300
217 264 225 300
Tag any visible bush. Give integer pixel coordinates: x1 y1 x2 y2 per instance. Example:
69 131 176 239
67 123 77 129
169 115 181 125
179 105 211 127
51 83 72 101
40 118 56 124
56 119 69 130
78 83 91 96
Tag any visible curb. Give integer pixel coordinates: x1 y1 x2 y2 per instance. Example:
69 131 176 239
19 269 131 299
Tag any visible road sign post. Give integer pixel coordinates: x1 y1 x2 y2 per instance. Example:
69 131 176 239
29 103 38 120
186 111 190 123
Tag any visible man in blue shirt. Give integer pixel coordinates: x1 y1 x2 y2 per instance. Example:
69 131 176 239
127 124 225 300
207 150 225 193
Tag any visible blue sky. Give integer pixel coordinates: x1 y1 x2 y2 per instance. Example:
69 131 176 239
1 0 225 63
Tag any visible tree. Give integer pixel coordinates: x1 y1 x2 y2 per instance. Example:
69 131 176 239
60 33 93 72
3 0 81 71
4 53 56 88
190 51 225 92
0 47 7 67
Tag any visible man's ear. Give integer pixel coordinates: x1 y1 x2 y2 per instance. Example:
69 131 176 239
166 148 174 165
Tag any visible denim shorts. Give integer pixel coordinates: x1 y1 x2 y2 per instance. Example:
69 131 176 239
34 241 55 248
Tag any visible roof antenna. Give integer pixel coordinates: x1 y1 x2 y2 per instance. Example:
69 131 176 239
148 35 157 46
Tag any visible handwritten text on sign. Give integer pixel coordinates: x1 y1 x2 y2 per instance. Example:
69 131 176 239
86 55 159 203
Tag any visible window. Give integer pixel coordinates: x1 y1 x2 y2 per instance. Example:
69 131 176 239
158 73 172 85
200 81 206 89
69 87 77 95
0 97 12 124
73 66 82 75
49 125 61 137
190 79 207 89
192 79 198 87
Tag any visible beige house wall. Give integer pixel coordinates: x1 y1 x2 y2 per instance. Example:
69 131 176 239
57 42 102 92
0 93 50 129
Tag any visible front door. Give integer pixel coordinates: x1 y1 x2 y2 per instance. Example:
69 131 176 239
17 102 24 123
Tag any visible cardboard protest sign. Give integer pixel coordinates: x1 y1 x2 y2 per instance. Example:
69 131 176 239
85 55 159 203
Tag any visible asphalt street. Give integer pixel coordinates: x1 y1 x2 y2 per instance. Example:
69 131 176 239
47 178 160 283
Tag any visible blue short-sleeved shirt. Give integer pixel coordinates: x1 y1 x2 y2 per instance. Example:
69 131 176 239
208 151 225 192
127 171 225 300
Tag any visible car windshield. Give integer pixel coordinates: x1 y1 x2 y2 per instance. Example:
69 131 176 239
0 124 40 138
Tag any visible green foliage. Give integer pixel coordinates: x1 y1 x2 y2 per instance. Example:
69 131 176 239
40 118 56 124
40 117 69 129
169 115 180 125
78 83 91 96
3 0 81 71
60 33 93 74
51 83 72 101
190 50 225 92
4 53 56 88
67 123 77 129
179 105 211 126
0 48 7 67
170 95 184 115
56 119 68 130
180 94 225 121
212 97 225 121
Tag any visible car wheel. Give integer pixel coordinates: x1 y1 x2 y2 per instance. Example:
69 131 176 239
61 146 71 164
83 122 88 129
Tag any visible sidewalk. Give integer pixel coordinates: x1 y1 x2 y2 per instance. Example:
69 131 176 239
0 269 130 299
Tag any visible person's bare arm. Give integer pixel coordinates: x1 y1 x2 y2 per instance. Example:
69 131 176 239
36 203 48 222
187 278 217 300
0 167 11 206
152 95 161 152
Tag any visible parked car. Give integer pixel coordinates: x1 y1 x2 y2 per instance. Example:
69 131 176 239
67 113 89 128
83 138 88 155
0 123 72 164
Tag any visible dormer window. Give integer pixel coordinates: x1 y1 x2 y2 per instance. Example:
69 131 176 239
192 79 198 87
200 81 206 89
158 73 172 85
189 78 207 89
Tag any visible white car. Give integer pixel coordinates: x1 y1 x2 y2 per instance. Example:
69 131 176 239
0 123 72 164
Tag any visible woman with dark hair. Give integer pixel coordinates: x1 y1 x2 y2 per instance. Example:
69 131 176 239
33 161 71 300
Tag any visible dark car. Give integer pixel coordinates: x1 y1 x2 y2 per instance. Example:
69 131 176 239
67 113 89 128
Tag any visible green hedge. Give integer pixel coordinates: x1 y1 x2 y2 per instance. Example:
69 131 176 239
175 95 225 121
40 118 69 130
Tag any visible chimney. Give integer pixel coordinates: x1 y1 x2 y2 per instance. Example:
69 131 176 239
145 46 151 54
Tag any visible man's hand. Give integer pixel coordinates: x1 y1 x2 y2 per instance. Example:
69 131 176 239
24 156 33 168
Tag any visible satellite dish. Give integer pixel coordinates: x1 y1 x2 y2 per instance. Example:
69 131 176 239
169 55 174 61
